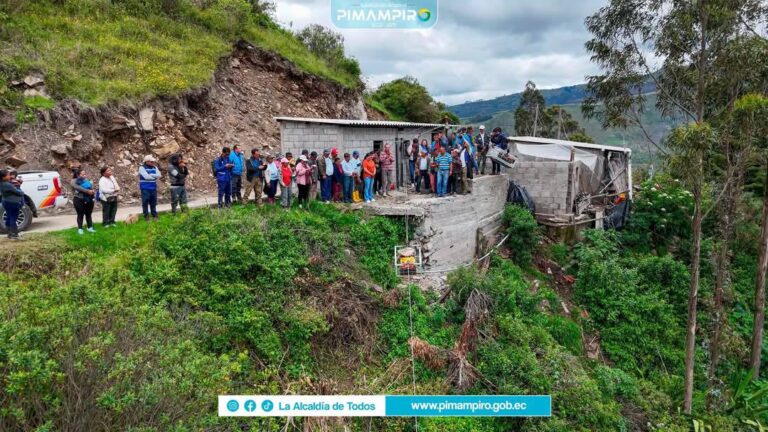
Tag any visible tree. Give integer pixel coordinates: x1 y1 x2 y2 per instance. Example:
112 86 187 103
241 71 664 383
369 76 440 123
583 0 765 413
514 81 545 136
296 24 345 66
733 94 768 377
514 82 593 141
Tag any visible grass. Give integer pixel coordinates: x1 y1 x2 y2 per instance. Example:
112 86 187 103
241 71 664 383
364 94 403 121
0 1 360 107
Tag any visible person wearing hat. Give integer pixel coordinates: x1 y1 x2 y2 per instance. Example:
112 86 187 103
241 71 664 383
475 125 490 175
264 154 280 204
278 157 294 209
295 155 312 208
318 149 333 203
244 148 265 205
213 147 233 208
139 155 162 221
490 127 508 175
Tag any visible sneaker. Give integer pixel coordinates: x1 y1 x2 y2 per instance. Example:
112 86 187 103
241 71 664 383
77 229 84 235
371 198 375 202
87 227 96 233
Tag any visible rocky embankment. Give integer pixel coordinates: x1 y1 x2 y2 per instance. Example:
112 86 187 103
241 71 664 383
0 40 384 206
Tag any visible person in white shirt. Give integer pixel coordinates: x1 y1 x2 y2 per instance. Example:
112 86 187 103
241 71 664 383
98 166 120 227
460 142 472 194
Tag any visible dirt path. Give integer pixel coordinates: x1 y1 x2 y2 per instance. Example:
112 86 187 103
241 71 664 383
15 194 219 236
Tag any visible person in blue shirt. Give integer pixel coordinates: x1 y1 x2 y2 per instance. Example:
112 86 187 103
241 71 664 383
228 144 245 204
138 155 162 221
214 147 234 208
434 146 453 197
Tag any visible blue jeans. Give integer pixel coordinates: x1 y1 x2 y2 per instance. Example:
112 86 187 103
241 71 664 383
321 176 332 201
408 160 416 183
141 188 158 217
437 170 449 197
342 176 354 203
364 177 374 201
217 180 231 208
3 200 21 232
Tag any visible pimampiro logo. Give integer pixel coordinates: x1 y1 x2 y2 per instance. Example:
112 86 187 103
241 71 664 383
332 0 438 29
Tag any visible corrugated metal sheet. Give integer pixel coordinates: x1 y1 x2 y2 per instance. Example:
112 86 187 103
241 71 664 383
274 117 458 128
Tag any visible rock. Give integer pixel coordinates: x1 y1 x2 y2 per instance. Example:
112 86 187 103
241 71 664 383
150 137 179 159
156 112 167 123
230 57 241 68
5 155 27 167
69 134 82 142
51 143 71 155
23 74 45 87
23 88 48 98
139 107 154 132
1 132 16 146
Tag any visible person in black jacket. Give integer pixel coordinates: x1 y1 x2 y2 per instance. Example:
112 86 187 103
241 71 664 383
243 148 265 205
1 169 24 239
168 153 189 215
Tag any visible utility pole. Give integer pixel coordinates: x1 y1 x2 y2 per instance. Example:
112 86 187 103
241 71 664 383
532 103 539 137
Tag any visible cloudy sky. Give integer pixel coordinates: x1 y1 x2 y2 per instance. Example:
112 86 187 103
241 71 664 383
275 0 609 106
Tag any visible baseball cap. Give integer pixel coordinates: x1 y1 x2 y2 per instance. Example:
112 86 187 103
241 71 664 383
143 155 156 163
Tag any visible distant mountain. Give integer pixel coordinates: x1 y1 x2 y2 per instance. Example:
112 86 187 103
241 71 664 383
479 93 678 164
448 81 656 122
448 81 675 163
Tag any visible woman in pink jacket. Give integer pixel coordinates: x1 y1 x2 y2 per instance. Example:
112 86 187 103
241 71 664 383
295 155 312 208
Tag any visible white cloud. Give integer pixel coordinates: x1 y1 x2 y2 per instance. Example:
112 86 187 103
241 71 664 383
274 0 608 106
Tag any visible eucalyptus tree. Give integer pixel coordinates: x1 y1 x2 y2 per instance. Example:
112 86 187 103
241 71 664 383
583 0 767 414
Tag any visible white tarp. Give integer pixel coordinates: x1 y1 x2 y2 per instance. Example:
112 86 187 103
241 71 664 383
515 143 600 172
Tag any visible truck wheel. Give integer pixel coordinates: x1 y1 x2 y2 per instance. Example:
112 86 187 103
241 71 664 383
0 205 33 233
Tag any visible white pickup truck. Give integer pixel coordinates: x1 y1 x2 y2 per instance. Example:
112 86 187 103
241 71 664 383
0 170 68 233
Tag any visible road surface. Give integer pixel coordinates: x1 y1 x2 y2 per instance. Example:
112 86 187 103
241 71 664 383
20 195 220 235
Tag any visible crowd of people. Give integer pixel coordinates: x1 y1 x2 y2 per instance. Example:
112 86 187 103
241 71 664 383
0 125 509 238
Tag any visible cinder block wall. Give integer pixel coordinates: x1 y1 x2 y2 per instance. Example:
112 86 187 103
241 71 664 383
279 122 342 156
509 161 572 215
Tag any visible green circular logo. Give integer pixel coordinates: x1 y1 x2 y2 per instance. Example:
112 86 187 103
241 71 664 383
417 8 431 22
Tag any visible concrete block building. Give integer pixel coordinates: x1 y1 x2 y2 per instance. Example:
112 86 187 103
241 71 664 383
275 117 451 185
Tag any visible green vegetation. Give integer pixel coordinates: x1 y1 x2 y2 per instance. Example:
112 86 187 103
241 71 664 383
502 204 540 266
0 0 361 107
368 76 455 124
0 204 401 430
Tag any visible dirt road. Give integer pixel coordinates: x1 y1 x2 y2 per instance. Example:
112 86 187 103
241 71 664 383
19 194 219 235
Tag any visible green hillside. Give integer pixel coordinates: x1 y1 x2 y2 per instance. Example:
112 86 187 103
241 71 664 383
0 1 360 107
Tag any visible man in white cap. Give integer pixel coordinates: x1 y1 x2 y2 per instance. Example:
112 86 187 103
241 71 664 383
475 125 491 175
138 155 162 221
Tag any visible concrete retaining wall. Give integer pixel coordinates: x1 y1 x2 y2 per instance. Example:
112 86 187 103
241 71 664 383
412 174 509 271
508 161 572 215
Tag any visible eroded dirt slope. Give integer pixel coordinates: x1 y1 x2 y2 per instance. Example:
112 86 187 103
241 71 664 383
0 41 371 205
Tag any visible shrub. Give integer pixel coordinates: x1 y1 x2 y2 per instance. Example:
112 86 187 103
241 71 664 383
503 204 539 266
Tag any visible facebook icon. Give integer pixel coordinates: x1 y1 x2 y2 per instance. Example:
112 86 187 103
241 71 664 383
244 400 257 413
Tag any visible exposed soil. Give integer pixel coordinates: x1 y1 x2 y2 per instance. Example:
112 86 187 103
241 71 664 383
1 40 372 206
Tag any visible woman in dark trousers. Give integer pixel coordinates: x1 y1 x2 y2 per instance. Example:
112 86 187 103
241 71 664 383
71 168 96 234
98 166 120 227
0 169 24 239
